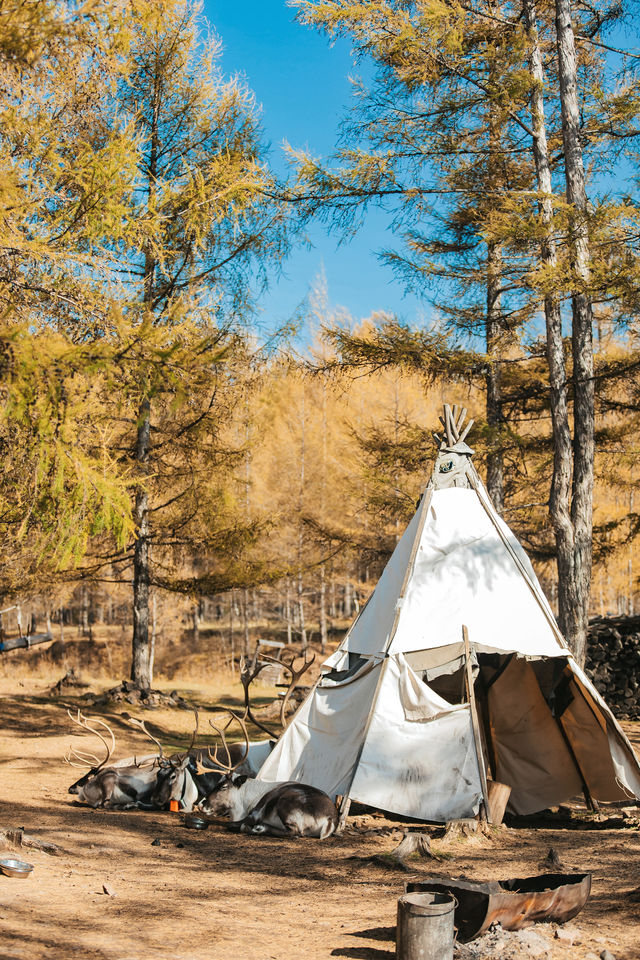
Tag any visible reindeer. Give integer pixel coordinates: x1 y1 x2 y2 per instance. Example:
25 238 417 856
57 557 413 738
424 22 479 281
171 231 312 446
152 648 315 811
65 711 160 809
198 710 337 839
148 710 231 812
147 709 271 812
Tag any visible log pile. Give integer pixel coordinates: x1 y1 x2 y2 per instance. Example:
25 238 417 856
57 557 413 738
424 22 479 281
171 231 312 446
586 615 640 719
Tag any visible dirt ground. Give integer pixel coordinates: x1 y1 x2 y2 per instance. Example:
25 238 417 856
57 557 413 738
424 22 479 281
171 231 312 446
1 676 640 960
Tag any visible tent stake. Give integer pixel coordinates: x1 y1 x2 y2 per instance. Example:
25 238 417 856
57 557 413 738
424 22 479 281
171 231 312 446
337 795 351 831
463 625 490 823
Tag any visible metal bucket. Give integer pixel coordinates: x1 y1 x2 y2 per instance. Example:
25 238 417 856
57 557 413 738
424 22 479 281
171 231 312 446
396 891 455 960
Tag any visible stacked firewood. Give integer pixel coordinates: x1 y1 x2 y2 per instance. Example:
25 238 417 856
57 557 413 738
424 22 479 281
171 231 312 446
586 615 640 719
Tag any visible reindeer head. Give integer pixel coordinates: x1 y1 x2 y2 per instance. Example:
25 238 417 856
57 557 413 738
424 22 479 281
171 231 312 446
196 710 250 816
199 773 249 817
135 708 200 810
151 754 193 808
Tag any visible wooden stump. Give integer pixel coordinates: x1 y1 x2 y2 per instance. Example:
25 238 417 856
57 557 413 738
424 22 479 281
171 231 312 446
486 780 511 825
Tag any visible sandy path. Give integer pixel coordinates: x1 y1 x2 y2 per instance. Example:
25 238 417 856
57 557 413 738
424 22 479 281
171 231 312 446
1 681 639 960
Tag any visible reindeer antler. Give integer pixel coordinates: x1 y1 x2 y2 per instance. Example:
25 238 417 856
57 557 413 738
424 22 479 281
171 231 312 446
194 711 250 777
239 654 279 738
180 707 200 756
276 650 316 728
64 709 116 770
239 647 316 736
127 717 164 759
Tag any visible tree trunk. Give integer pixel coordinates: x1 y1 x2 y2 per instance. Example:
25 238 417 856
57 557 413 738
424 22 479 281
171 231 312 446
555 0 595 665
319 564 328 652
191 602 199 646
524 0 594 665
131 396 153 687
243 587 251 655
344 566 352 618
629 485 635 615
285 577 292 644
297 384 307 648
81 582 89 636
485 65 504 514
297 556 307 649
330 568 336 619
131 66 160 688
525 0 574 638
229 589 236 674
486 238 504 513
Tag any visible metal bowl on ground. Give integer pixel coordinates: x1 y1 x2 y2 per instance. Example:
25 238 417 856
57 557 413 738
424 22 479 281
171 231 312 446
182 814 209 830
0 858 34 879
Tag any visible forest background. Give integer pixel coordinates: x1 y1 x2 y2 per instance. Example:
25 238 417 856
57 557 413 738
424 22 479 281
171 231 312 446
1 0 639 689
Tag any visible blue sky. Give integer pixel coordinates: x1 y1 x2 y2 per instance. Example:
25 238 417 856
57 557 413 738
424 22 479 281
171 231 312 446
202 1 428 334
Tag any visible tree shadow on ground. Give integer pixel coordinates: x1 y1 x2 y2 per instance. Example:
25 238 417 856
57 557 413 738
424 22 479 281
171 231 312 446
0 691 278 751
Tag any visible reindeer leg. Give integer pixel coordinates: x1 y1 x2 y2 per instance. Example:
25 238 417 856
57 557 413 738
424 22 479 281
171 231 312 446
241 796 301 838
100 772 123 808
238 817 294 838
252 823 295 838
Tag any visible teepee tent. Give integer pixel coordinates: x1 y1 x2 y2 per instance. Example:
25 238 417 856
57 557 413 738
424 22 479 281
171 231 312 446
258 405 640 823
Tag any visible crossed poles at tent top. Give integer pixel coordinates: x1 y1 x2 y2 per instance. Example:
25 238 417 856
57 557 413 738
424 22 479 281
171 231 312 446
432 403 474 449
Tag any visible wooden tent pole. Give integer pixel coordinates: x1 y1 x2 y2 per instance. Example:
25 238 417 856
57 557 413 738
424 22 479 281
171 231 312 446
554 713 599 813
463 625 490 822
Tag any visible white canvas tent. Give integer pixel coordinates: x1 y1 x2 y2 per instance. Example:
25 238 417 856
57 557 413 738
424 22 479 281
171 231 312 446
258 406 640 822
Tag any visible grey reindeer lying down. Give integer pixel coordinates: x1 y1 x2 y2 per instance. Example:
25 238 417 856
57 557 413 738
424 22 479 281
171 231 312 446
193 707 337 839
65 709 272 812
65 710 160 809
200 774 338 839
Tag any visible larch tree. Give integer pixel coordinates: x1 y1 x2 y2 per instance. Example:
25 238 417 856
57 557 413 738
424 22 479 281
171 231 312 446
289 0 544 514
0 1 143 595
291 0 640 665
513 0 640 662
102 0 289 687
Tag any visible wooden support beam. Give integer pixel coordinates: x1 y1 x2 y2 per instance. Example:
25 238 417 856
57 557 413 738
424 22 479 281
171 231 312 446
458 419 475 444
444 405 455 446
463 625 490 822
0 632 53 653
556 712 600 813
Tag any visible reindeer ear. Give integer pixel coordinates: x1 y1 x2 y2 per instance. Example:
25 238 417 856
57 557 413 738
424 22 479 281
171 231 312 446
232 774 248 787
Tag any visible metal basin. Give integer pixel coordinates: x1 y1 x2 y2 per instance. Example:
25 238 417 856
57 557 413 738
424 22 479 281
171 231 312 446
0 858 34 879
182 815 209 830
406 872 592 942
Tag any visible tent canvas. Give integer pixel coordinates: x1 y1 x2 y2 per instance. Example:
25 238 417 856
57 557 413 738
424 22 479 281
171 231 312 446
258 406 640 822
